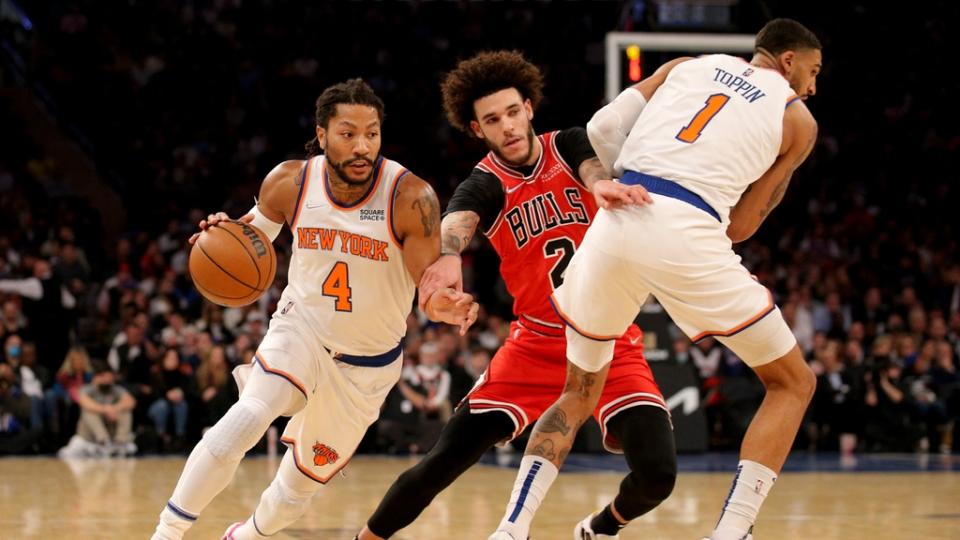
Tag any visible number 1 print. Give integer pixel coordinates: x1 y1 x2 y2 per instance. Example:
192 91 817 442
677 93 730 143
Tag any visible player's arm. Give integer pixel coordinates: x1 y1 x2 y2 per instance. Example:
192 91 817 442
727 103 818 243
189 160 303 244
586 56 692 175
393 174 479 333
418 169 503 310
557 127 653 209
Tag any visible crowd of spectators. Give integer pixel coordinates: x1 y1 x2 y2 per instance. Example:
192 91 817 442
1 0 958 457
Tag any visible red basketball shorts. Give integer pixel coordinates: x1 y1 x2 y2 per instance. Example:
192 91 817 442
464 321 668 453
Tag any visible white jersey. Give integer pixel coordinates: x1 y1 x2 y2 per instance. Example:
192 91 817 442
280 155 415 356
615 54 797 223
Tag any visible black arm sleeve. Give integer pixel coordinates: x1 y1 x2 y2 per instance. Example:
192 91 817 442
444 168 506 232
553 127 597 181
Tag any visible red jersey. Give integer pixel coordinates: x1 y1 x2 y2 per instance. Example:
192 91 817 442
480 131 598 336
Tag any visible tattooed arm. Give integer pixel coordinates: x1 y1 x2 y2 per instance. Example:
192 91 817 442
394 173 442 284
580 155 654 209
394 173 478 331
728 102 818 243
417 169 500 309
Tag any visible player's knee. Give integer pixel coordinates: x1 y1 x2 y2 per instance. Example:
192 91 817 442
623 447 676 504
760 349 817 404
203 397 276 462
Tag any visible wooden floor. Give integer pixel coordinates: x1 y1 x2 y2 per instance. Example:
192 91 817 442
0 456 958 539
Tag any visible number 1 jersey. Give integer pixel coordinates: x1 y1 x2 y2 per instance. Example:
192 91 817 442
615 54 797 224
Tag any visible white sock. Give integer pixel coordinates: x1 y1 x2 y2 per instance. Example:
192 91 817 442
711 460 777 540
227 450 319 539
150 440 244 540
494 456 559 539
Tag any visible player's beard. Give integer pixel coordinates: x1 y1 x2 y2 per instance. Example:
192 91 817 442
329 156 378 186
487 125 536 167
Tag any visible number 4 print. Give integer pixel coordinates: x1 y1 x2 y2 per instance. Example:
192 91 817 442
676 93 730 143
322 261 353 312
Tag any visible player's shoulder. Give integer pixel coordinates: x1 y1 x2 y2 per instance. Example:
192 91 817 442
393 169 437 208
785 99 817 133
263 159 308 190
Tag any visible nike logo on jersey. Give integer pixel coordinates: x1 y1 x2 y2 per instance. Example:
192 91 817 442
305 201 325 209
297 227 390 262
629 336 642 345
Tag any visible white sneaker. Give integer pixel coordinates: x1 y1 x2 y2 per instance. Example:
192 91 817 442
112 441 138 457
701 531 754 540
57 435 99 458
488 532 528 540
574 513 620 539
221 521 244 540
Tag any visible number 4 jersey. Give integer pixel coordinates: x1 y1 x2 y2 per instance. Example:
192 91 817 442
282 155 416 356
615 54 797 224
447 129 599 336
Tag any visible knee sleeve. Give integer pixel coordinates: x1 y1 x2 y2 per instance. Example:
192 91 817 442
609 407 677 519
203 397 275 462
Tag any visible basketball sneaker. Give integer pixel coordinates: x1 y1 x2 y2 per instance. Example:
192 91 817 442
701 527 754 540
221 521 244 540
573 513 619 539
488 532 529 540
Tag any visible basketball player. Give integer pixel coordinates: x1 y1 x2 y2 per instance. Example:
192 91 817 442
489 19 821 540
355 51 676 540
150 78 479 540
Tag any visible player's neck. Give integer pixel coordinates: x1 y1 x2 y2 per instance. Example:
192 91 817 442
524 136 543 167
326 165 374 204
751 49 783 75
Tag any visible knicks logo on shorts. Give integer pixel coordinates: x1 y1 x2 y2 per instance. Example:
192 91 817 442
312 442 339 466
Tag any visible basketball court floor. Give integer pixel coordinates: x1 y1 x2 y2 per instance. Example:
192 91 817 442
1 453 957 539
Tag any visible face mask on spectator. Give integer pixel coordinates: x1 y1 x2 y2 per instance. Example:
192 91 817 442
97 383 114 393
5 345 20 358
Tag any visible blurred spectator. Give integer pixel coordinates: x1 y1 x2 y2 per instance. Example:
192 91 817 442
0 363 41 454
379 342 450 454
195 345 237 430
0 299 27 344
810 340 861 453
58 362 137 458
0 258 75 373
448 346 491 408
148 348 192 452
863 359 923 452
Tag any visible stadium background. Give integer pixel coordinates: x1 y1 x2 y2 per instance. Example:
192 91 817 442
1 0 958 461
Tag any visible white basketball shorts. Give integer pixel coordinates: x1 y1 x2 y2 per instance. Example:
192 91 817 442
552 194 796 372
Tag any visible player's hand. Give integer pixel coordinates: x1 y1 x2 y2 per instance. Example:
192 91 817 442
189 212 254 244
592 179 653 210
426 288 479 336
418 254 464 311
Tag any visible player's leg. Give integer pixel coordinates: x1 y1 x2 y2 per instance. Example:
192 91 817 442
358 406 516 539
151 365 305 540
491 225 646 540
580 406 676 538
708 338 814 540
223 447 320 540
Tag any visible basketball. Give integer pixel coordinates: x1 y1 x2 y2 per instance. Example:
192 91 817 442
189 220 277 307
